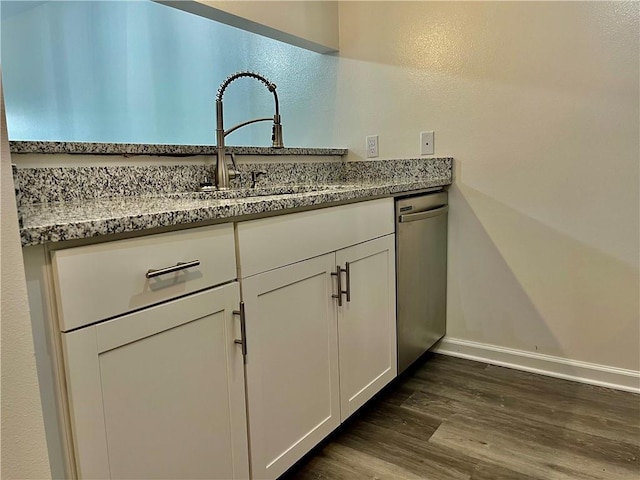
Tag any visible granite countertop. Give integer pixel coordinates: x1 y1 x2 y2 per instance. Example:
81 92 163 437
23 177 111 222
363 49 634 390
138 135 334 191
16 157 453 246
19 179 450 247
9 141 348 157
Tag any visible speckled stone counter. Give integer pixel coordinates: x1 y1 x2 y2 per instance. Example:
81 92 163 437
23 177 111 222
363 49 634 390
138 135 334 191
17 158 453 246
9 141 348 157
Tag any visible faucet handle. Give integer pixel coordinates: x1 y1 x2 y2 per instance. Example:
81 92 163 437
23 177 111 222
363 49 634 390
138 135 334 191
251 170 267 189
199 176 215 192
227 153 241 182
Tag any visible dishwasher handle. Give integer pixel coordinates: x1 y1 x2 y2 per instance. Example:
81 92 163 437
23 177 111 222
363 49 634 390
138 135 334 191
399 205 448 223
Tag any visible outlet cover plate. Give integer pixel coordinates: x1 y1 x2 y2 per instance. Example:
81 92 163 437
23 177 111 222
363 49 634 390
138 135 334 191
366 135 379 158
420 131 434 155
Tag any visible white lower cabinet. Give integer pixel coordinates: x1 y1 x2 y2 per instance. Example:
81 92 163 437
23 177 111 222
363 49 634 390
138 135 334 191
241 234 397 479
336 234 397 421
43 200 398 480
242 254 341 480
62 284 249 480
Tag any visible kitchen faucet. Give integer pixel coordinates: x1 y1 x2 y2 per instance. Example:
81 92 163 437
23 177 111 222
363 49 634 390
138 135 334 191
214 71 284 189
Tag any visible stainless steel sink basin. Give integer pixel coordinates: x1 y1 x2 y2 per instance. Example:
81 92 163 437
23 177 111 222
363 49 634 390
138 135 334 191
166 184 356 201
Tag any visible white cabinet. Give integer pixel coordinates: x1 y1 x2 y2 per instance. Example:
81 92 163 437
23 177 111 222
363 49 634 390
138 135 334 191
237 199 397 479
47 223 248 479
52 224 236 331
242 254 340 480
62 284 249 480
35 199 398 480
336 234 397 421
237 198 395 278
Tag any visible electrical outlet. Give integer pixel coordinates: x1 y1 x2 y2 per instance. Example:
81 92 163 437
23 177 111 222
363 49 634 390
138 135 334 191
420 131 434 155
366 135 379 158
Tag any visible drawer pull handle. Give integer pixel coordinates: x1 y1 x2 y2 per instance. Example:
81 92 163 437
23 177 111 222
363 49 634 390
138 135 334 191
145 260 200 278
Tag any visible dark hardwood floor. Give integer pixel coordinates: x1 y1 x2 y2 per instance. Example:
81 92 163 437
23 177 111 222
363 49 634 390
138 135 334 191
281 354 640 480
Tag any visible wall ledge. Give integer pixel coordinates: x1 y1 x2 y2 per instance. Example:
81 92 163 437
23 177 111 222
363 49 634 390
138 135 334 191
155 0 339 54
9 141 347 157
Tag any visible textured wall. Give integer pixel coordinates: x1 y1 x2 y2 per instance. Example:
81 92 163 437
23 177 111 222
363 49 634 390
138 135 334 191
0 73 51 478
334 1 639 372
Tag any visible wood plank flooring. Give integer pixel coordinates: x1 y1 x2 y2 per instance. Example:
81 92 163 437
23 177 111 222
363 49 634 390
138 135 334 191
281 354 640 480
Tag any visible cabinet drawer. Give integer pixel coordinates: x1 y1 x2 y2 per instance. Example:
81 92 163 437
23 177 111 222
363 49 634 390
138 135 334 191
52 224 236 331
237 198 394 278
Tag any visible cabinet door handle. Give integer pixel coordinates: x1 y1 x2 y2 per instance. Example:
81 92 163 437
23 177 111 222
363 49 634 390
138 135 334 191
332 265 350 306
331 265 343 307
233 302 247 357
344 261 351 303
145 260 200 278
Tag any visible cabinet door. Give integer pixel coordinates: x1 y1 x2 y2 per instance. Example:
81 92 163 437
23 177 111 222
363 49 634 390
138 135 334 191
242 253 340 480
336 234 397 421
62 284 248 480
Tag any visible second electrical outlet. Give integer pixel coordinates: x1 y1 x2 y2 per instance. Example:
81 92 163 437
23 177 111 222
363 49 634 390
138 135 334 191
366 135 379 158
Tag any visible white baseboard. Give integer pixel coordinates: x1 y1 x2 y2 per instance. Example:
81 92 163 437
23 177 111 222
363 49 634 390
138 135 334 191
432 337 640 394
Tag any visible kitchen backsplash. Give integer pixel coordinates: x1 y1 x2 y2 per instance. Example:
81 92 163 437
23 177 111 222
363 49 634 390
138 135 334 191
13 158 453 206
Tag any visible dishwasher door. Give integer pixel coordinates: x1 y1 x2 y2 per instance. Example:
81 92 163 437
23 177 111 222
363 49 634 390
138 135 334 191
396 191 448 374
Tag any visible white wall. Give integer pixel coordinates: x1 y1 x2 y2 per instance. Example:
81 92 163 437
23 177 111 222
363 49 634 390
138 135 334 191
333 2 639 378
0 73 52 478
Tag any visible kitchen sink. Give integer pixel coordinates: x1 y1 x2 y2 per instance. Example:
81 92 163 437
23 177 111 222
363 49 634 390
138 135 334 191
166 184 356 200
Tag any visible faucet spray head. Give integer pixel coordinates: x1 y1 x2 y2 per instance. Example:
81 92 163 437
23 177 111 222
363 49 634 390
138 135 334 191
270 83 283 148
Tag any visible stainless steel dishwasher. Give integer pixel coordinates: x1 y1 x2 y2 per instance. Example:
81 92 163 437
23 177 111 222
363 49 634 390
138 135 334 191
395 190 448 374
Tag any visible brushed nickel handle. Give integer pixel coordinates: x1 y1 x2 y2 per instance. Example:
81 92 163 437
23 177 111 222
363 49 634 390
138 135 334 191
332 265 350 306
399 205 448 223
344 261 351 303
233 302 247 357
331 265 343 307
228 153 240 180
145 260 200 278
